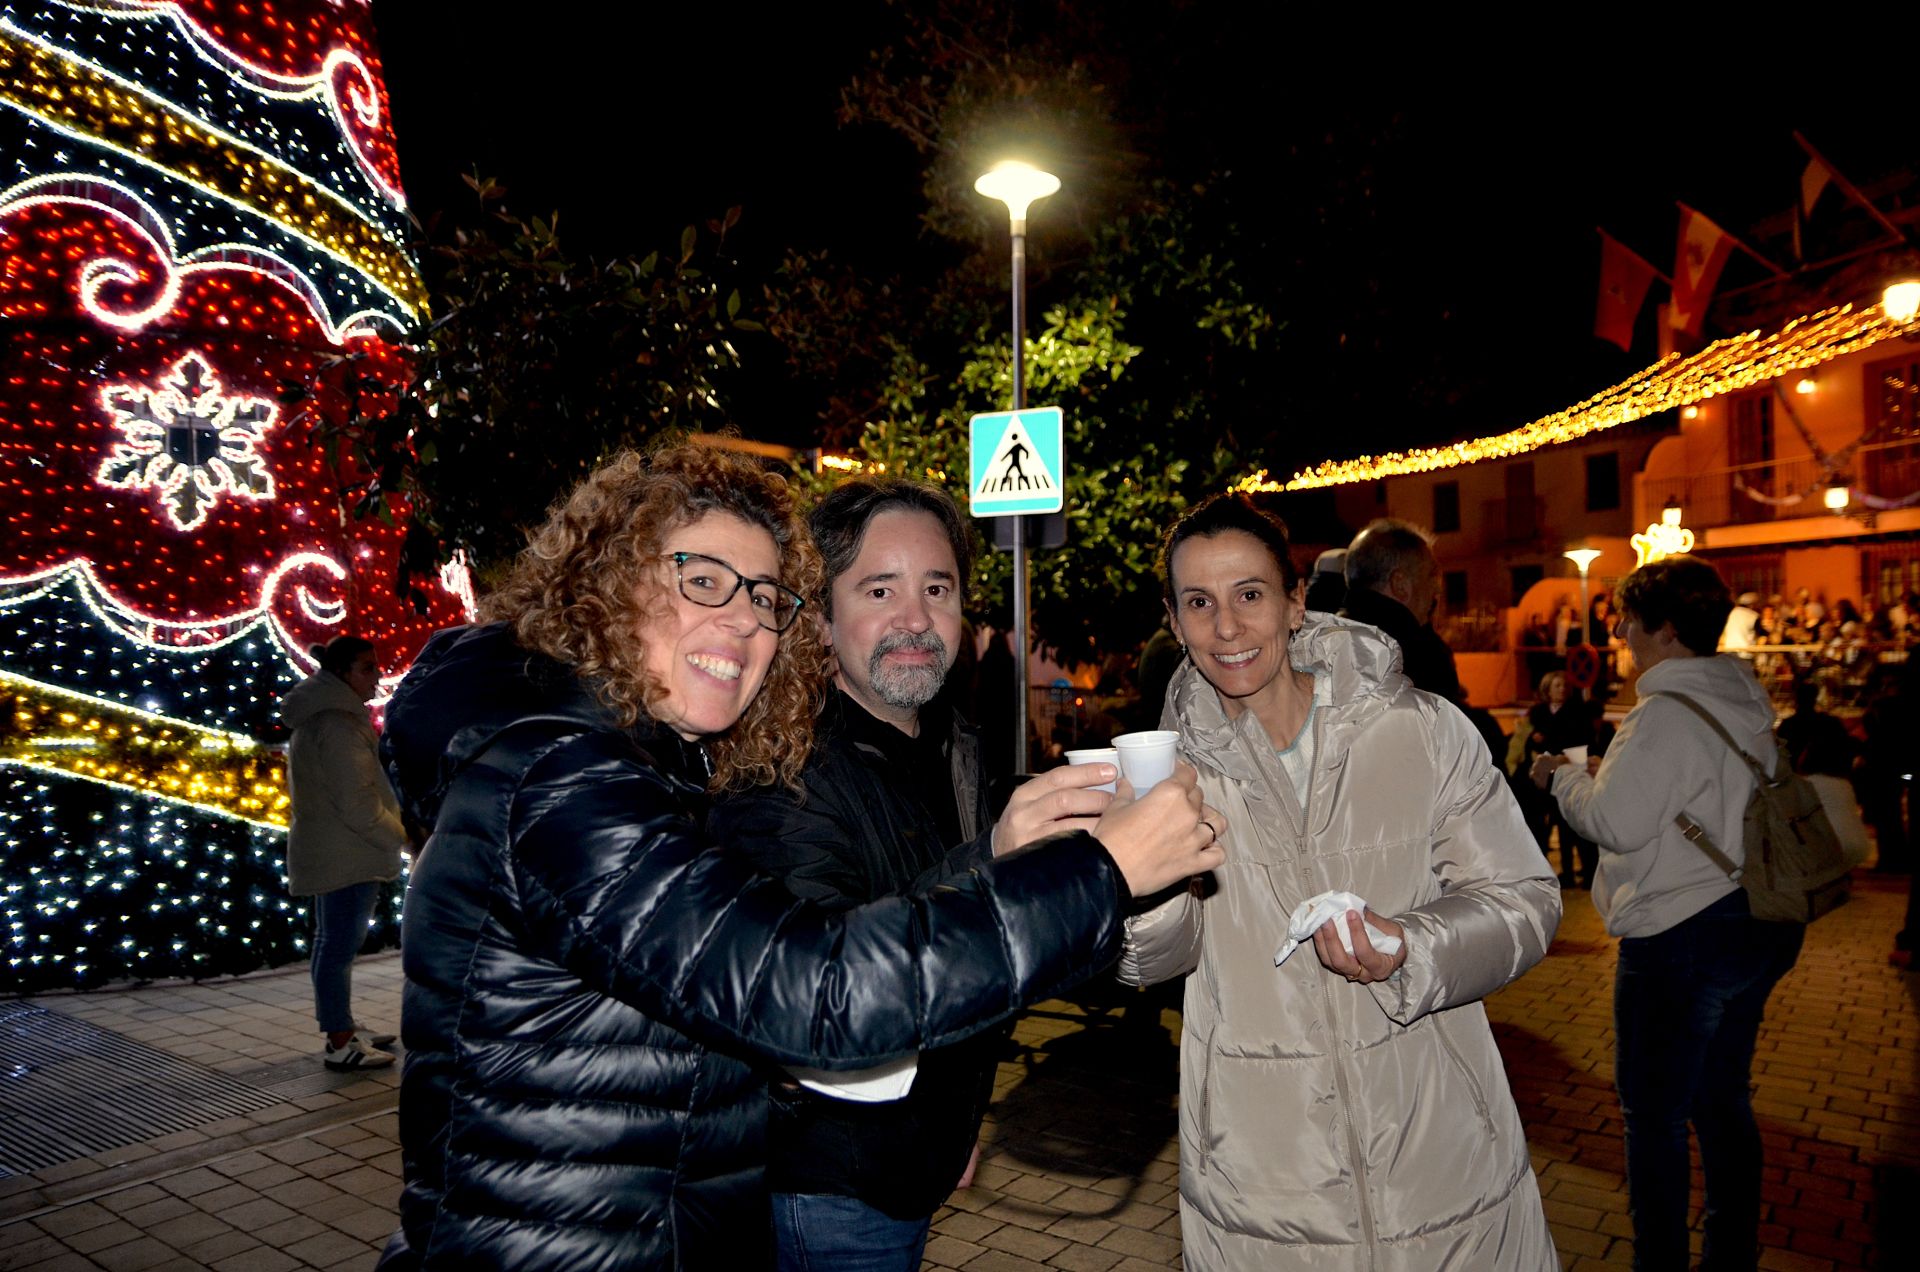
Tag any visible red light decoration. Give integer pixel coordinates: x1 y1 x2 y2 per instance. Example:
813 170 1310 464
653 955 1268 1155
1 0 452 990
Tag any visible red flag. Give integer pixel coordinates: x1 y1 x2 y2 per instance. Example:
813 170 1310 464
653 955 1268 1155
1801 158 1832 216
1670 204 1734 338
1594 231 1659 351
1793 157 1831 262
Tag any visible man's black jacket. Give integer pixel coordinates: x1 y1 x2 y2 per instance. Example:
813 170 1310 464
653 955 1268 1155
708 690 1002 1218
1338 588 1463 703
373 624 1126 1271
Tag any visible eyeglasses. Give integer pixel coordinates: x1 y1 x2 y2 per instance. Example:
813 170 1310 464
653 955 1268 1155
665 552 806 633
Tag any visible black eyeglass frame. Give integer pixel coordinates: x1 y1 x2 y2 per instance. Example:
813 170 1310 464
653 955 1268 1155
665 552 806 633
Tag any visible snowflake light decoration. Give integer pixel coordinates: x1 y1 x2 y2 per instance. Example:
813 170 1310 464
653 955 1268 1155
95 352 279 532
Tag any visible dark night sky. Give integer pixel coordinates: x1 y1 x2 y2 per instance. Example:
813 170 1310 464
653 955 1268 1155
369 4 1919 469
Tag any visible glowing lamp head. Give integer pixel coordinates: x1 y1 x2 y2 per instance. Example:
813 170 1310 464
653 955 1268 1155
1824 484 1850 512
1661 497 1684 528
1795 373 1818 396
1681 404 1700 420
974 161 1061 228
1562 548 1603 575
1884 280 1920 324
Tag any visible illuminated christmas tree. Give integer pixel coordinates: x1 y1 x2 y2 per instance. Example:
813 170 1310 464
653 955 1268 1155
0 1 468 991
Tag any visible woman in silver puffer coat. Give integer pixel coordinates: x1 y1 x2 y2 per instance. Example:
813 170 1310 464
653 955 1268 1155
1120 495 1562 1271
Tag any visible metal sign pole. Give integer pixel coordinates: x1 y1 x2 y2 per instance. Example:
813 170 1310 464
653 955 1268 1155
1010 221 1029 773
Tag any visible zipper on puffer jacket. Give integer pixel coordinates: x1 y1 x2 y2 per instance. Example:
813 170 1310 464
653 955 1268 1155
1291 706 1379 1265
1196 1032 1215 1175
1433 1016 1495 1139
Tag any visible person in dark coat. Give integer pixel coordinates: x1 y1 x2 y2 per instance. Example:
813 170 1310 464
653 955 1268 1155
1302 547 1348 614
1340 518 1509 768
1339 519 1463 705
1776 679 1856 778
1513 670 1597 887
374 443 1226 1271
712 478 1116 1268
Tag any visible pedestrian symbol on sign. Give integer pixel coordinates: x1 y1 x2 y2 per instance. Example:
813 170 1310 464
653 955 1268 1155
986 426 1046 492
969 408 1063 516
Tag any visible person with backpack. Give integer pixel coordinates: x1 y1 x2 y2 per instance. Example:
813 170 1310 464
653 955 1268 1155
1531 556 1805 1272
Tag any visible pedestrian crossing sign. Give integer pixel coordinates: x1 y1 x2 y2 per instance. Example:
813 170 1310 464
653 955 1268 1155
969 407 1064 517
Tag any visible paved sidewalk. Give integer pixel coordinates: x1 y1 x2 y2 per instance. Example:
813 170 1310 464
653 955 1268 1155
1 877 1914 1270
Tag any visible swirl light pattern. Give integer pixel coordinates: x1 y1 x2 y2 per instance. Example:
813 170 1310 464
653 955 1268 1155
0 0 448 990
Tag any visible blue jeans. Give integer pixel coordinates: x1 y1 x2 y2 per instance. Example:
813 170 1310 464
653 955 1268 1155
1614 890 1803 1271
772 1193 930 1272
311 882 380 1035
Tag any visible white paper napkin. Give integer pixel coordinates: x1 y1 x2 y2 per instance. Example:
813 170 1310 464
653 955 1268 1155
1273 890 1405 967
785 1054 918 1103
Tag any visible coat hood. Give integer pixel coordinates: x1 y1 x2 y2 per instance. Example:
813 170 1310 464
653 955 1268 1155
381 622 635 828
1633 652 1775 737
280 668 371 731
1165 612 1410 787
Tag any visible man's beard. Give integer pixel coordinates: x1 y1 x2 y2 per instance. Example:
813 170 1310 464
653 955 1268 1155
868 630 953 710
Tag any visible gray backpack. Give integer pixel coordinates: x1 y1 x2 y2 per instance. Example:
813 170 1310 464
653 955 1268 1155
1644 690 1851 924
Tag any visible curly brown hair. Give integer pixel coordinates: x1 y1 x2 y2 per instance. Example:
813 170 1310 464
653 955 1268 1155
481 440 828 792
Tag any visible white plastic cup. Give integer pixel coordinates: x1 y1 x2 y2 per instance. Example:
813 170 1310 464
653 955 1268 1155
1561 744 1588 765
1064 748 1120 794
1112 730 1180 793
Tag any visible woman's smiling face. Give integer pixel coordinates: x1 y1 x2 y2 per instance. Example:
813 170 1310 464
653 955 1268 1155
638 511 783 740
1167 529 1304 714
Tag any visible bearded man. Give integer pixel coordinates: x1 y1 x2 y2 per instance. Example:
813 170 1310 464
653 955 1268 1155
710 477 1112 1270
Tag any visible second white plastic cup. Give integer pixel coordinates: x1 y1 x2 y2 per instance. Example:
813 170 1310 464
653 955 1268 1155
1064 748 1120 794
1112 730 1180 793
1561 744 1588 765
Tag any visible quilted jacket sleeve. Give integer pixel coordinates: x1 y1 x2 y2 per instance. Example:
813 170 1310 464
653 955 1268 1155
705 783 872 909
708 786 994 910
1115 886 1204 987
509 733 1126 1069
1372 701 1561 1025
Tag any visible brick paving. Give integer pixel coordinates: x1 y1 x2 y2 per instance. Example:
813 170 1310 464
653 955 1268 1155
1 876 1914 1270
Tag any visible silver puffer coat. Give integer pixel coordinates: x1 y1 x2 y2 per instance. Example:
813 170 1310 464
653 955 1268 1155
1120 615 1561 1271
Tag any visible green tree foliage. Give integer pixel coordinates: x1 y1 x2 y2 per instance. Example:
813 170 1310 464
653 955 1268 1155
286 176 755 595
782 2 1287 662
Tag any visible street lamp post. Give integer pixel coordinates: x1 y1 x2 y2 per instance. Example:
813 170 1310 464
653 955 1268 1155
1563 548 1603 645
975 160 1060 772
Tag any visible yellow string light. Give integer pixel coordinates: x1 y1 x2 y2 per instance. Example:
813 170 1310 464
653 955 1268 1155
1235 302 1920 492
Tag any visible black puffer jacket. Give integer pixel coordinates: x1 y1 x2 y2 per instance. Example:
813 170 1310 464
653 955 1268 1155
374 624 1126 1271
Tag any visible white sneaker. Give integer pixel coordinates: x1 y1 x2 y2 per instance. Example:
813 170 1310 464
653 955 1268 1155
324 1034 396 1072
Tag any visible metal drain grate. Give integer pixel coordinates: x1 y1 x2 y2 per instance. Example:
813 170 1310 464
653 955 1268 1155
0 1001 281 1177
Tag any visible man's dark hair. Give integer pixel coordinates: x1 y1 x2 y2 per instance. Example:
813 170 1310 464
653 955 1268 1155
1156 493 1301 601
309 635 375 678
809 478 974 617
1619 555 1732 657
1344 519 1434 594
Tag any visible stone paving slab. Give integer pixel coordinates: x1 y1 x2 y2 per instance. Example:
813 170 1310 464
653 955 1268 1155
0 876 1913 1269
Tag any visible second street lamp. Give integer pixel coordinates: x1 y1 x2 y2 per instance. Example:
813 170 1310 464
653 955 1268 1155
975 160 1060 771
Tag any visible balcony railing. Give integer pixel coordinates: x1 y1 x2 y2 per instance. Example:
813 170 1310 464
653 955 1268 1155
1641 438 1920 531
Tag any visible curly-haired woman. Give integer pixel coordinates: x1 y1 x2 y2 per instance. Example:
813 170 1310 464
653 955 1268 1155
374 441 1223 1271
